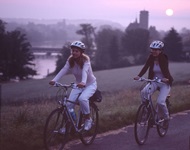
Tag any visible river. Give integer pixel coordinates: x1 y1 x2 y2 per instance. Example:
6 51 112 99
32 54 57 79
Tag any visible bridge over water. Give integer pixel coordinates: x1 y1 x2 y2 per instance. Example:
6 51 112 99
31 47 62 54
31 47 62 58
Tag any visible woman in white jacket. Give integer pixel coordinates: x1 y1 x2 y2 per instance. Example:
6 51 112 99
49 41 97 131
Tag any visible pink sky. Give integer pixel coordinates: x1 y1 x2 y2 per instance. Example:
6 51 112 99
0 0 190 31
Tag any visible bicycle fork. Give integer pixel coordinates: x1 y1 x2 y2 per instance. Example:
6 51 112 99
146 102 159 127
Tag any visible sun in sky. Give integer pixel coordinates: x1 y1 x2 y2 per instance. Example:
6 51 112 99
166 9 174 16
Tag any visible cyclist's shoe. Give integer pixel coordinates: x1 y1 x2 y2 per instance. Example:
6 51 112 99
84 118 92 131
158 118 165 123
163 116 170 128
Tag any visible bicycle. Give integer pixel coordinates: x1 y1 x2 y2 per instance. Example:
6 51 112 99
134 77 171 145
43 82 99 150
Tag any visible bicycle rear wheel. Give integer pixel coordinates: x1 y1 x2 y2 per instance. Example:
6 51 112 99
134 104 150 145
79 102 99 145
44 108 69 150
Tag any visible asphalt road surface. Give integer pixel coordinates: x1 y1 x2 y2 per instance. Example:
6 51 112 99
65 110 190 150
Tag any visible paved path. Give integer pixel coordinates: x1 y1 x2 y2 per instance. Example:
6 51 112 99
65 110 190 150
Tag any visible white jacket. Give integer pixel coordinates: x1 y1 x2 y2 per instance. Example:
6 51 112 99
52 60 96 86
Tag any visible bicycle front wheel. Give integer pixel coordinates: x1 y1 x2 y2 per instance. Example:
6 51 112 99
134 104 150 145
157 98 170 137
44 108 69 150
79 102 99 145
156 119 169 137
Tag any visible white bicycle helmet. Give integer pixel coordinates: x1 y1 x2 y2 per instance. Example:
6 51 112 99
150 40 164 49
70 41 85 51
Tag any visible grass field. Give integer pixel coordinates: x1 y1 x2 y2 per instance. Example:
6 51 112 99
2 62 190 102
1 62 190 150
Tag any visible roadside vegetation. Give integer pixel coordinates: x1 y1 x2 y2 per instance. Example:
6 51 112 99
1 63 190 150
1 84 190 150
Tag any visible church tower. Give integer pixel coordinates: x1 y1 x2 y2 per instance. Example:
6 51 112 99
139 10 149 30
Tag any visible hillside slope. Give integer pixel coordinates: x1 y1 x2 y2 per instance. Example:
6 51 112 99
2 62 190 101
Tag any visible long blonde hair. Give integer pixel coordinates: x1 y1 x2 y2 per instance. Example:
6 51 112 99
68 54 89 69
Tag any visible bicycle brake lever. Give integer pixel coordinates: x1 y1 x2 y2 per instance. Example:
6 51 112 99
139 77 145 81
155 77 161 82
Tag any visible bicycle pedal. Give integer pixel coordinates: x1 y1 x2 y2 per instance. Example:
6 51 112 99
58 128 66 134
78 128 85 133
158 119 164 123
53 130 59 133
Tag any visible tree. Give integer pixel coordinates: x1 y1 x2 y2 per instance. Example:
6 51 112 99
95 28 123 70
0 20 6 34
109 36 120 68
54 42 71 74
149 26 160 41
0 19 36 81
76 24 96 56
121 28 149 64
0 20 6 80
179 28 190 61
163 28 183 61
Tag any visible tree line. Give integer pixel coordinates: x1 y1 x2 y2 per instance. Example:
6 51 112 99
54 24 189 74
0 19 190 81
0 20 36 81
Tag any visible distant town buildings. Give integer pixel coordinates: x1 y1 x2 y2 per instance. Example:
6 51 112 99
126 10 161 41
126 10 149 30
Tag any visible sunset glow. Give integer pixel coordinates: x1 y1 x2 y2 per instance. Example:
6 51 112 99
0 0 190 31
166 9 174 16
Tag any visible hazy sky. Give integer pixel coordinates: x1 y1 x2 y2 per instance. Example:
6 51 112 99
0 0 190 31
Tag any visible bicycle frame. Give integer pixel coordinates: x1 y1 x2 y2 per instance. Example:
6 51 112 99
44 82 99 150
56 83 84 133
134 77 170 145
138 77 169 126
55 82 99 134
145 81 159 125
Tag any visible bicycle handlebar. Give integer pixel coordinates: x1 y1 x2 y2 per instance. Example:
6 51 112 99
54 82 75 88
53 82 84 90
135 77 163 83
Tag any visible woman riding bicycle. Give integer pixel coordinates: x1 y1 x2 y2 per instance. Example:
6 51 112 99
134 40 173 126
49 41 97 131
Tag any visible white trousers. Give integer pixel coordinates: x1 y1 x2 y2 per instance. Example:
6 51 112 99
68 81 97 114
141 82 171 119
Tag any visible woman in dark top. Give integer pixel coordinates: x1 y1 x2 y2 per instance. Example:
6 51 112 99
134 40 173 126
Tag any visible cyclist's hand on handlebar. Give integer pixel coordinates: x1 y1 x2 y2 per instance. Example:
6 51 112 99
49 80 55 85
134 76 140 80
161 78 169 83
77 82 85 88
